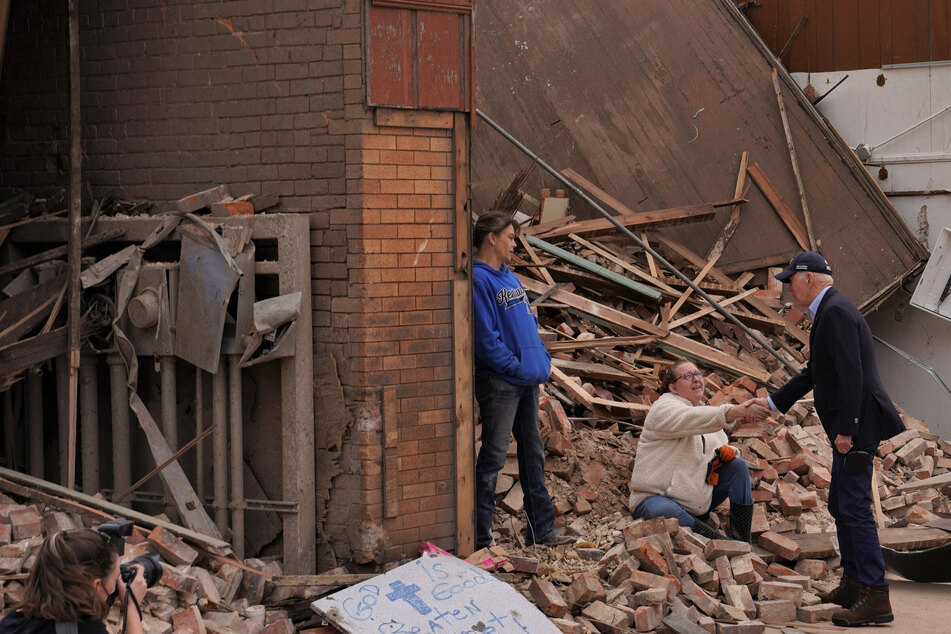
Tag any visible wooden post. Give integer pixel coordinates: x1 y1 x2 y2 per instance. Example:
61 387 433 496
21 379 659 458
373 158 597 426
452 112 474 556
66 0 82 490
772 67 817 251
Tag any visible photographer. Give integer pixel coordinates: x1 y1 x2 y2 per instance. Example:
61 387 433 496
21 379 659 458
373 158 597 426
0 529 147 634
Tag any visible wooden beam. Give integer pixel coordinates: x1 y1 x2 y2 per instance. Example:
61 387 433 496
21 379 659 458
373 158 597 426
374 107 454 129
67 0 82 491
521 215 576 236
707 151 749 259
771 68 817 251
667 287 758 329
0 467 230 549
518 235 555 286
452 112 475 557
652 230 809 345
568 234 680 296
551 358 646 384
0 228 126 278
545 336 655 352
666 253 721 323
524 234 662 301
561 168 639 216
719 249 801 275
746 162 809 250
517 274 666 337
657 330 773 383
537 204 718 241
0 327 69 377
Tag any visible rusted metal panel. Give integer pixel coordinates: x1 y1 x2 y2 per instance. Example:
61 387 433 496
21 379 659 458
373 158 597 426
367 3 471 110
417 11 466 109
748 0 951 72
472 0 927 309
368 6 415 108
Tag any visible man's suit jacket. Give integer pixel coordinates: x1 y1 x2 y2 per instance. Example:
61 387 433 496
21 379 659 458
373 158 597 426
771 287 904 450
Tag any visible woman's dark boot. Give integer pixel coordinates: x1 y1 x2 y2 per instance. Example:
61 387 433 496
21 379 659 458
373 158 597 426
729 502 754 543
691 517 729 540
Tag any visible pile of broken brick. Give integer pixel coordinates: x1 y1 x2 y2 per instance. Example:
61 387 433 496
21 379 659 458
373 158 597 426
471 380 951 633
0 492 302 634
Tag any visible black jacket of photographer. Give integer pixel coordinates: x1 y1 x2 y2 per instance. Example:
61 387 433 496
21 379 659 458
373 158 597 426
770 287 904 450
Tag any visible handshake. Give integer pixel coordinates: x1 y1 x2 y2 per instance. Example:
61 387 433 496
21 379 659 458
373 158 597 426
727 397 773 425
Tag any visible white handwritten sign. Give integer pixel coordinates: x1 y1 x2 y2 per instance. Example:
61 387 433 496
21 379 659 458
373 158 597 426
311 553 560 634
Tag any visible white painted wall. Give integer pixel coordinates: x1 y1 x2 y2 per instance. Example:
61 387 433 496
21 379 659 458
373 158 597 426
790 66 951 437
791 66 951 250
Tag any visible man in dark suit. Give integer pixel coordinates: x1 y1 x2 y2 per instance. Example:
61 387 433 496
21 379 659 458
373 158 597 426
763 252 904 627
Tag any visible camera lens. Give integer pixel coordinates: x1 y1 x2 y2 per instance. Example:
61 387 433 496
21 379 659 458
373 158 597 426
120 552 163 587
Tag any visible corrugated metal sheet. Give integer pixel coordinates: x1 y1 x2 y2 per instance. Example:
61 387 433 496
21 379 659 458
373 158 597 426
748 0 951 72
472 0 928 309
368 2 472 110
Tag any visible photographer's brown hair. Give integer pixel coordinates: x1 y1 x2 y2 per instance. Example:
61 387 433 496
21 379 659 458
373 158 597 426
19 530 117 621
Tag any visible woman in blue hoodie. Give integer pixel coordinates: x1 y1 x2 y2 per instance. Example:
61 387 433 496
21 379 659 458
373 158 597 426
472 211 574 549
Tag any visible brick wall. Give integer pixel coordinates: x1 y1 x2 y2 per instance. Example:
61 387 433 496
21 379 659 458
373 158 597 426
0 0 465 569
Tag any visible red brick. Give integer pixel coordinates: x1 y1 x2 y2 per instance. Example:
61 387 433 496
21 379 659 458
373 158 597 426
171 606 207 634
757 531 801 561
147 526 199 566
530 578 569 618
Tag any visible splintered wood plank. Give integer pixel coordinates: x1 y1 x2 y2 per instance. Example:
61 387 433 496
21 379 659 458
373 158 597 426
667 287 758 329
536 204 718 240
522 215 576 236
549 365 595 408
551 358 644 384
772 68 816 250
518 234 555 285
517 273 666 336
569 234 680 296
657 331 773 383
562 167 640 216
666 253 721 323
545 335 655 352
707 151 749 259
524 234 662 301
878 527 951 551
747 162 810 250
652 230 809 345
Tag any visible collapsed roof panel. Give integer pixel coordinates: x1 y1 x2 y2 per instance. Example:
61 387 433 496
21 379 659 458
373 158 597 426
472 0 927 309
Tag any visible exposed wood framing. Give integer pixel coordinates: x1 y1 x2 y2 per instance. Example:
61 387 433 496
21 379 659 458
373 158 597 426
452 112 474 556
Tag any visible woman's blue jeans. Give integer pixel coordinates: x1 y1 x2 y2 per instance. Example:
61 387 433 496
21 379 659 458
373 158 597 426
474 374 557 548
633 456 752 528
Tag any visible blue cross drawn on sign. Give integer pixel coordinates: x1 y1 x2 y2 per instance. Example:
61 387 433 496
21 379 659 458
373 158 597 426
385 580 433 615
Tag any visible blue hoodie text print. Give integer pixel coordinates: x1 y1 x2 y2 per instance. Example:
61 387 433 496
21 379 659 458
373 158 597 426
495 286 527 308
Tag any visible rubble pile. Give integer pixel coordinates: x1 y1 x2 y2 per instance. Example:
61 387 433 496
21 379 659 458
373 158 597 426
476 381 951 632
0 490 307 634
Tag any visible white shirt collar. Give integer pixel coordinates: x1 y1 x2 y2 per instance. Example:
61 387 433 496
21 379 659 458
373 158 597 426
808 285 832 320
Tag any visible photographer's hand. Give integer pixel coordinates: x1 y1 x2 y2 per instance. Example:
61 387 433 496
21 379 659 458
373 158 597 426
117 565 146 634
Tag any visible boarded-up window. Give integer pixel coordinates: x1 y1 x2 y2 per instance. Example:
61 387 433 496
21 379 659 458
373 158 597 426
368 0 473 111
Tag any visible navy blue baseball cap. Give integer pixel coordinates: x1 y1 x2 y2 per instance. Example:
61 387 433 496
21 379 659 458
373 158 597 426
774 251 832 282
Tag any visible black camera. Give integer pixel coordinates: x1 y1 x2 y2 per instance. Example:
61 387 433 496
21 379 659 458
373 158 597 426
121 552 163 587
97 520 164 588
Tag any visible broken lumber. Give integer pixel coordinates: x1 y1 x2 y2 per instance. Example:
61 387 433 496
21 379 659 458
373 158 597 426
536 204 719 240
746 162 809 250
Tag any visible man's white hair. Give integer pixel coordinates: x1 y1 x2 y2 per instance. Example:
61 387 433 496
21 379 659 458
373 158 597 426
797 271 833 285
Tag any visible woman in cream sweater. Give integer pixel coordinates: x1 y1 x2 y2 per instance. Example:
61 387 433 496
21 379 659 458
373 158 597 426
628 359 765 541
